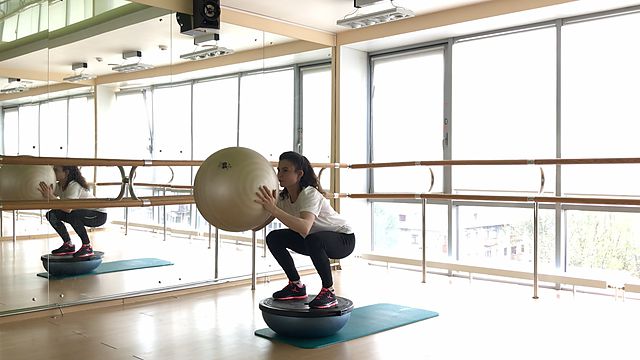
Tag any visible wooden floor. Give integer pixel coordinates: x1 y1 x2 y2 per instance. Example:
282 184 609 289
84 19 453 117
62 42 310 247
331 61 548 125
0 214 312 314
1 260 639 360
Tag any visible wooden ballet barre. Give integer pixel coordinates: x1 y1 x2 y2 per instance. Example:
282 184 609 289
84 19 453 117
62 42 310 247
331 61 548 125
331 193 640 206
0 156 346 203
96 182 193 190
0 195 194 211
533 157 640 165
0 155 203 167
4 155 640 168
0 156 350 168
334 193 531 202
1 156 205 201
347 157 640 169
269 161 349 169
535 196 640 206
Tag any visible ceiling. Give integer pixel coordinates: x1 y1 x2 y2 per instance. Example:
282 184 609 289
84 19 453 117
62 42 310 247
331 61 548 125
42 0 490 80
2 0 640 98
219 0 491 33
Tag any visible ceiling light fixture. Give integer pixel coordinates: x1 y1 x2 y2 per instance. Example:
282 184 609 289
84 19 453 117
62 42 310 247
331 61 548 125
63 62 97 82
180 45 234 61
354 0 386 7
0 78 29 94
111 51 154 73
63 73 97 82
337 2 414 29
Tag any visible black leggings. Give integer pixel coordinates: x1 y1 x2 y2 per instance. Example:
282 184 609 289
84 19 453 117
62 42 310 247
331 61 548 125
266 229 356 288
46 209 107 245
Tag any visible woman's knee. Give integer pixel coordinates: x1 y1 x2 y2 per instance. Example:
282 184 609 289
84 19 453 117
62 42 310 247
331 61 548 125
45 210 58 223
266 229 286 249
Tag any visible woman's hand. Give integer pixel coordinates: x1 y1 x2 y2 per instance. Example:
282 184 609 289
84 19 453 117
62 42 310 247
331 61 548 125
255 185 278 214
38 181 54 199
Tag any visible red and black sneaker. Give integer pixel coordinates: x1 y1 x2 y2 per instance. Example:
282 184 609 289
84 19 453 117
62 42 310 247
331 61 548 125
73 244 94 258
51 242 75 256
309 288 338 309
273 281 307 300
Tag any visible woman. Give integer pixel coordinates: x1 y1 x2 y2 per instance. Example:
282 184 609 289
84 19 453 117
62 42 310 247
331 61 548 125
38 166 107 258
255 151 355 309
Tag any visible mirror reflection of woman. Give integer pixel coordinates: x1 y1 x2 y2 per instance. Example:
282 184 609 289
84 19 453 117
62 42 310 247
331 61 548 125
38 166 107 258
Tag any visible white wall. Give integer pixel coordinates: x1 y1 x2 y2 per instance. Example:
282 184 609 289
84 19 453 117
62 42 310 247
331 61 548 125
338 45 371 255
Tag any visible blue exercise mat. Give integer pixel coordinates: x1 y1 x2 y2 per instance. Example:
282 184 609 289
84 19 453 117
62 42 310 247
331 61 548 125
254 303 439 349
37 258 174 279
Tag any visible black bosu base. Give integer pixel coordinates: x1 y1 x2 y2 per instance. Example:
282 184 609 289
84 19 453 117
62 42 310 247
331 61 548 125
259 296 354 338
41 251 104 276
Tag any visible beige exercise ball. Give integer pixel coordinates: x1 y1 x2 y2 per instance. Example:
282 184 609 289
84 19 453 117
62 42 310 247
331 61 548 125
0 165 56 201
194 147 279 232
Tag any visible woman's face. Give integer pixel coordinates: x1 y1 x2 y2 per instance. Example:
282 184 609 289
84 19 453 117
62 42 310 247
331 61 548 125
53 166 67 182
277 160 303 188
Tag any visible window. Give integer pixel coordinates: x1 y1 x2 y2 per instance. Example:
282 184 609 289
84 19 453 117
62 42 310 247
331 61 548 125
152 84 192 186
1 14 19 42
562 12 640 196
458 206 554 269
68 0 93 25
2 108 19 155
18 104 39 155
301 65 332 191
566 210 640 278
301 65 331 161
39 99 68 157
371 48 444 193
192 76 239 160
15 4 40 39
67 96 95 158
239 69 294 160
452 28 556 194
100 91 152 160
372 202 448 259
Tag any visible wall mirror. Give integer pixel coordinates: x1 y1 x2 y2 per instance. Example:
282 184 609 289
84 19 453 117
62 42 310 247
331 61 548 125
0 0 332 316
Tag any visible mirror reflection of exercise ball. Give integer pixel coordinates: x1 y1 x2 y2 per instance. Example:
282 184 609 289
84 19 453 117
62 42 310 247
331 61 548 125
0 165 56 201
194 147 278 232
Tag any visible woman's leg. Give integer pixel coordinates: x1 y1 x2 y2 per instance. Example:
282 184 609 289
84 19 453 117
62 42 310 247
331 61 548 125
266 229 308 281
45 210 72 243
64 210 106 245
304 232 356 288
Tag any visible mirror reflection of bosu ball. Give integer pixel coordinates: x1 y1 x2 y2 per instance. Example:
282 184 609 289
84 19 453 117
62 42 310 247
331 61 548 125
194 147 278 232
0 165 56 201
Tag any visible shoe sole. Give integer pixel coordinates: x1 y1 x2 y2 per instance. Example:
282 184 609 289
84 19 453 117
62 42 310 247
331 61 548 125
73 253 94 258
273 295 308 300
310 300 338 309
51 251 75 256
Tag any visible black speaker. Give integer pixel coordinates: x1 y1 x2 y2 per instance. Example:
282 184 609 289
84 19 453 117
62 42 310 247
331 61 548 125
193 0 220 32
176 12 193 34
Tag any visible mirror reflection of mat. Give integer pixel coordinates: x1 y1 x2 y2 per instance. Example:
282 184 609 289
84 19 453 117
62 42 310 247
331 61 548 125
255 303 439 349
37 258 174 279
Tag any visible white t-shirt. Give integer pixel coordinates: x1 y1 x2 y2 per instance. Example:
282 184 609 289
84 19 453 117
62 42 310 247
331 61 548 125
277 186 353 234
54 180 106 213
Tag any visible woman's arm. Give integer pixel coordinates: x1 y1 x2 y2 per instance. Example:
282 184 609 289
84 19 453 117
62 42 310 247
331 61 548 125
255 185 315 237
38 181 71 213
38 182 55 200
